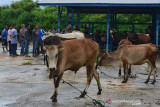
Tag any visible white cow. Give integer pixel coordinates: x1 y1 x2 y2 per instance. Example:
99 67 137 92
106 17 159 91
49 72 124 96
42 32 85 40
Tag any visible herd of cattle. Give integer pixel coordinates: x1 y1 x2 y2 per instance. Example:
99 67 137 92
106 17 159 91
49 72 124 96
42 30 158 102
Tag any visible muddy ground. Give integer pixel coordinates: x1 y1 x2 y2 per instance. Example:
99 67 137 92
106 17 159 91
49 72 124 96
0 46 160 107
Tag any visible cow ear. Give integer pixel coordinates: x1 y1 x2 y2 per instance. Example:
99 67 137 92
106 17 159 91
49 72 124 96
59 48 64 51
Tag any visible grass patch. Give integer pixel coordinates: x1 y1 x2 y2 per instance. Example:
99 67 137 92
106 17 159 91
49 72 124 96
22 61 32 65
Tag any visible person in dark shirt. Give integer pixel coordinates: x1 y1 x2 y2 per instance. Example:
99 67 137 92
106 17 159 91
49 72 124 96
74 26 80 31
83 24 89 35
146 25 154 43
24 24 31 57
61 24 71 34
19 24 26 56
94 30 101 46
32 25 38 57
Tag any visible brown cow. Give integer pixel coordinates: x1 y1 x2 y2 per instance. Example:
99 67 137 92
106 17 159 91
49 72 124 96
99 43 157 84
128 32 151 44
43 36 102 102
110 29 151 45
118 39 132 76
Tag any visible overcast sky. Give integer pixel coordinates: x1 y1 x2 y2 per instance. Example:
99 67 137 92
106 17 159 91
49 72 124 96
0 0 39 6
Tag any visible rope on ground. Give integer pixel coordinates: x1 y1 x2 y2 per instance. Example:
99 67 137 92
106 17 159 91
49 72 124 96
97 67 121 79
62 79 108 107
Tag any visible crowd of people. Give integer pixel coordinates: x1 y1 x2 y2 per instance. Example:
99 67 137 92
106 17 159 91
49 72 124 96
0 23 81 57
1 23 108 57
94 30 106 47
3 23 144 56
1 24 45 57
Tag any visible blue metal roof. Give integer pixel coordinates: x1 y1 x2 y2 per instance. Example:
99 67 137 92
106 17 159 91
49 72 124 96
37 0 160 14
38 0 160 4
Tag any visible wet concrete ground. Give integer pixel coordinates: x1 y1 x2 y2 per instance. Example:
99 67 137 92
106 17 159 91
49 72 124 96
0 45 160 107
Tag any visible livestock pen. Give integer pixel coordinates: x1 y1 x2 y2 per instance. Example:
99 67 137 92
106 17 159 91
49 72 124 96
38 0 160 51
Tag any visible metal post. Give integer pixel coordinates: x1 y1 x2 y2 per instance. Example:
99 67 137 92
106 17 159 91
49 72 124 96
106 11 110 52
110 13 113 50
153 11 156 44
113 14 115 29
77 10 80 29
71 8 74 31
66 7 69 27
111 14 113 29
88 24 90 35
132 24 134 32
58 6 61 33
115 14 117 29
156 9 159 47
92 23 94 40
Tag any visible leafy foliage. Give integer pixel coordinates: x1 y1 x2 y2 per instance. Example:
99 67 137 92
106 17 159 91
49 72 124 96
0 0 157 34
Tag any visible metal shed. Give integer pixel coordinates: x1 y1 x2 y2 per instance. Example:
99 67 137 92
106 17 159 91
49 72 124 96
38 0 160 51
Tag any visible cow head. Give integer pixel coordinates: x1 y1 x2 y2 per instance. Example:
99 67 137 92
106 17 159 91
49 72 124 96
43 35 63 78
98 53 112 66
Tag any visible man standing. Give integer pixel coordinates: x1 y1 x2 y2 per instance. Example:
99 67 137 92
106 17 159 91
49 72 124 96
19 24 26 56
1 26 8 52
32 25 38 57
61 24 71 34
10 24 18 57
146 25 154 43
51 27 58 34
83 24 89 35
37 25 45 55
24 24 31 57
8 25 12 56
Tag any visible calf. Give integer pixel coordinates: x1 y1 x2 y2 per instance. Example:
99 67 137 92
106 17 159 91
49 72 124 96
99 43 157 84
43 36 102 102
118 39 132 76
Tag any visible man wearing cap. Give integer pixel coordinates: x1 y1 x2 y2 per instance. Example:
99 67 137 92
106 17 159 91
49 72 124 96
19 24 26 56
1 26 8 52
37 25 45 55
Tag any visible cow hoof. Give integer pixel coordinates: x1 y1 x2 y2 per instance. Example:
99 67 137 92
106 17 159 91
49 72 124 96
49 76 53 79
79 91 86 98
51 97 57 102
121 80 126 83
151 80 156 84
97 89 102 95
144 81 149 84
